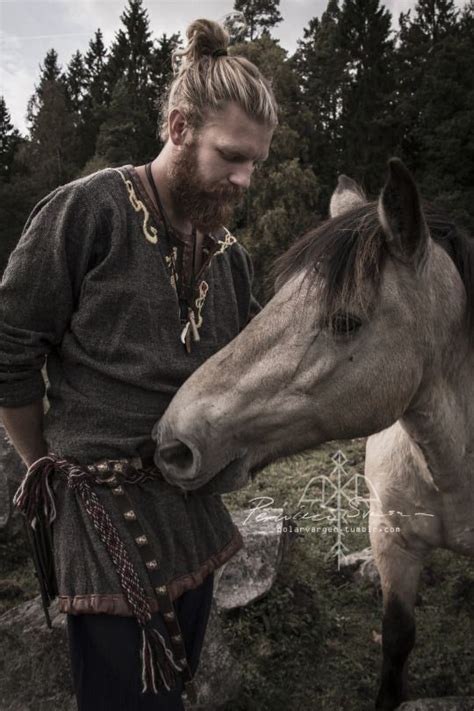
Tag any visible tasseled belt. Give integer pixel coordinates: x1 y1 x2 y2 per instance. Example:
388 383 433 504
13 454 197 702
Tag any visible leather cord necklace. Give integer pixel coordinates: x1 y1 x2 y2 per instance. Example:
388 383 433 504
145 163 199 353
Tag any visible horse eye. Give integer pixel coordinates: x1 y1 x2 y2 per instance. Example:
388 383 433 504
328 312 362 336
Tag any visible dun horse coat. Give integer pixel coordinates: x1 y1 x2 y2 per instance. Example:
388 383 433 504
153 159 474 710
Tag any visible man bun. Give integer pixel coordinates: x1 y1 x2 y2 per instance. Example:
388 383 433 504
173 19 230 73
160 16 278 142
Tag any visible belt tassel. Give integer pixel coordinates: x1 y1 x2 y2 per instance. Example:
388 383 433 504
12 455 185 695
13 456 59 626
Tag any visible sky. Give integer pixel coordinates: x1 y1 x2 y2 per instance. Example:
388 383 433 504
0 0 467 134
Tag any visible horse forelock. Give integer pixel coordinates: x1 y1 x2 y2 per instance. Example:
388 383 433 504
273 201 474 336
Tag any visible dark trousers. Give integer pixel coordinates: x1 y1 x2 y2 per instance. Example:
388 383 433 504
67 574 214 711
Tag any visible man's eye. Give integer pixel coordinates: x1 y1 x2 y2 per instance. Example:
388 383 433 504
220 152 241 162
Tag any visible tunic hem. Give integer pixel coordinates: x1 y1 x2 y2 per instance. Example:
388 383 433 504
58 526 243 616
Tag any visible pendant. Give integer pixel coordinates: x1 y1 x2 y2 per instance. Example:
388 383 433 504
179 309 200 354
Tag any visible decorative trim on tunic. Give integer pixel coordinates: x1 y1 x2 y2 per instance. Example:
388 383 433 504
58 526 243 615
114 169 159 244
115 166 239 349
215 227 237 254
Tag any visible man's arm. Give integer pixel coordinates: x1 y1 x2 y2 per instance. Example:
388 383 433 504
0 181 100 467
0 402 47 467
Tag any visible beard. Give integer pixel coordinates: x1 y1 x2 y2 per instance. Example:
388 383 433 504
167 139 245 233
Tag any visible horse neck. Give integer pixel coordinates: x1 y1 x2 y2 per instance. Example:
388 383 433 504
401 340 474 492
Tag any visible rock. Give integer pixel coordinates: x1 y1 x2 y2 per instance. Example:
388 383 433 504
339 546 381 590
214 508 293 610
0 426 25 541
0 596 75 711
185 603 242 711
397 699 474 710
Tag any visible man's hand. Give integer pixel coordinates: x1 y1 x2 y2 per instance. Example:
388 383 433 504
0 401 48 467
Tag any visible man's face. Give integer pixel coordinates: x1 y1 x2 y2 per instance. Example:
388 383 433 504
168 102 274 233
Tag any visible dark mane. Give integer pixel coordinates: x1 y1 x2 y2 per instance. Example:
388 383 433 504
273 201 474 334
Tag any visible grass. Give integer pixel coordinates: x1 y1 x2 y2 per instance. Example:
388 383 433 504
1 438 473 709
221 439 474 710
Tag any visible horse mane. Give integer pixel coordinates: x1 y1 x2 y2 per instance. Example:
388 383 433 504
273 201 474 335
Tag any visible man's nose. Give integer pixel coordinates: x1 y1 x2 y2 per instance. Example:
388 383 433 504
228 164 254 190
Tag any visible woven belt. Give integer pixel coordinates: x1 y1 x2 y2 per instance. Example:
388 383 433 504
14 454 197 702
87 458 196 698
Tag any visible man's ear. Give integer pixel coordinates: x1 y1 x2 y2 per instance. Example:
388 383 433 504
378 158 430 267
168 109 189 146
329 175 367 218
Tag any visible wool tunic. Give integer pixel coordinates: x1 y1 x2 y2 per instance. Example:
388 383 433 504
0 165 259 615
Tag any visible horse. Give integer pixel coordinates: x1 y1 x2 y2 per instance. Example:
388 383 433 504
152 158 474 710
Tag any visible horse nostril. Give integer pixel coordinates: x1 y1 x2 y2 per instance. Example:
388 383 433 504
159 439 194 471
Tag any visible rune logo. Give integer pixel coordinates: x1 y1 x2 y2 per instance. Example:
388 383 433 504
297 450 375 569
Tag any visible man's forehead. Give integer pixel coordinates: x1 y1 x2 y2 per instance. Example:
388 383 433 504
201 106 273 159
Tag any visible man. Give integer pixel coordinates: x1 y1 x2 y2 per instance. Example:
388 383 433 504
0 17 277 711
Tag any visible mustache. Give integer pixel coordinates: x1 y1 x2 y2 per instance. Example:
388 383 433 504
204 184 245 203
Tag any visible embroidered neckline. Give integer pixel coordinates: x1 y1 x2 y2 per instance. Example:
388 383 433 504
116 165 239 351
114 168 158 244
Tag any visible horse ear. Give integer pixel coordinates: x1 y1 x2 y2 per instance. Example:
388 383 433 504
329 174 367 218
378 158 429 266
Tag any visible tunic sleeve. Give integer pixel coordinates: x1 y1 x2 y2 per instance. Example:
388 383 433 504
229 243 262 330
0 183 100 407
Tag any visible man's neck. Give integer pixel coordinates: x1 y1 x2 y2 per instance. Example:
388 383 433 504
138 149 193 235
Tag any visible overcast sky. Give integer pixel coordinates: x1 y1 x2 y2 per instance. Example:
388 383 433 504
0 0 467 134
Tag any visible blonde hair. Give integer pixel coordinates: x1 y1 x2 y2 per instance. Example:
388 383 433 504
159 18 278 141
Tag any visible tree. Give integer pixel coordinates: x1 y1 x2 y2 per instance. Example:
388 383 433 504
394 0 460 168
395 1 473 229
234 0 283 40
338 0 396 191
293 1 345 206
152 31 180 136
94 79 141 167
26 50 80 194
27 49 63 126
0 97 21 182
65 51 88 113
104 0 158 161
80 30 109 166
107 0 154 94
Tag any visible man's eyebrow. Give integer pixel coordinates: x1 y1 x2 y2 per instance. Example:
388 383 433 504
217 145 269 161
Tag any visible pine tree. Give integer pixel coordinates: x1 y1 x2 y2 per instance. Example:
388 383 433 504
394 0 461 165
293 1 345 206
107 0 154 94
0 97 21 182
234 0 283 40
79 30 109 167
395 1 473 228
65 51 88 113
85 29 109 106
104 0 157 161
27 49 63 125
338 0 396 191
26 50 79 193
94 79 140 167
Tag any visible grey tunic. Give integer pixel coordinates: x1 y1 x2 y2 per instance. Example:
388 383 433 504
0 165 259 614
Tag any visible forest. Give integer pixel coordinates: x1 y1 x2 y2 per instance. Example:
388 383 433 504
1 0 473 299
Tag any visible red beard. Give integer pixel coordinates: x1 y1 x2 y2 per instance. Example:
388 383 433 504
168 140 245 233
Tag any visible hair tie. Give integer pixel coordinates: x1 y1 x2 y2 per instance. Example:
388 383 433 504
212 48 228 58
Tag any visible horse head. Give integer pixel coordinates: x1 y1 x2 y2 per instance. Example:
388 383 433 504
153 159 471 492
